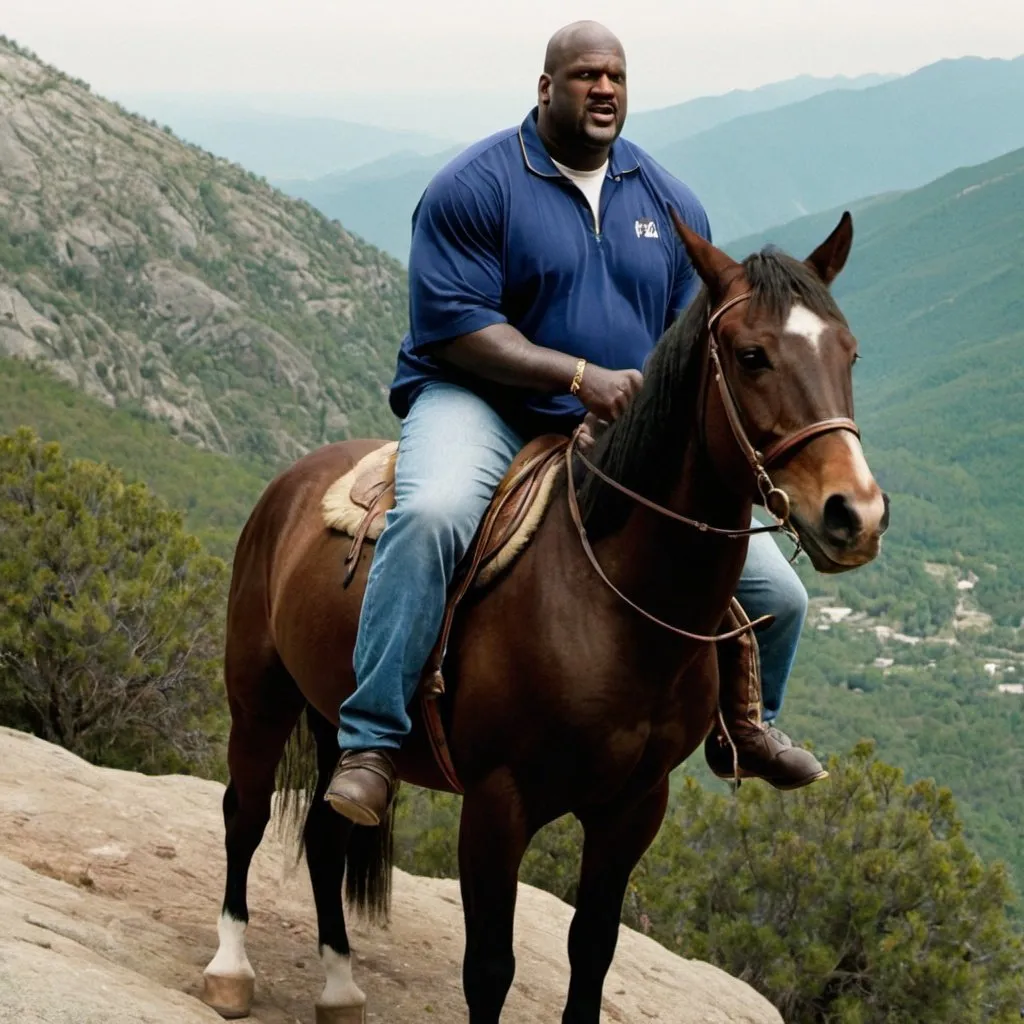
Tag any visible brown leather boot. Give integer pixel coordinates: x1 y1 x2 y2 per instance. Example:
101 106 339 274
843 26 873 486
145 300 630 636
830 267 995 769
705 599 828 791
324 750 397 826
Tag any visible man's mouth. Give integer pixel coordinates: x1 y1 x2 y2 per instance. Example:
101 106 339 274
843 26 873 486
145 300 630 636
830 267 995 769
587 105 616 126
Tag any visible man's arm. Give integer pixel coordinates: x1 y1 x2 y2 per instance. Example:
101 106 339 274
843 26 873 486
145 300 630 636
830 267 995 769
436 324 641 423
409 172 641 422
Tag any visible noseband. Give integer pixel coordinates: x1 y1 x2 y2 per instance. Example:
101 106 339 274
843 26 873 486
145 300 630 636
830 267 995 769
566 290 860 643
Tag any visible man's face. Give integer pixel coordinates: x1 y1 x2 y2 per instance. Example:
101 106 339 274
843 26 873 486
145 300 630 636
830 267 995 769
539 49 627 150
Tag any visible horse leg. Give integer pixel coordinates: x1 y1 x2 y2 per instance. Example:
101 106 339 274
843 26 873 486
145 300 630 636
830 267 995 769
459 773 533 1024
304 706 367 1024
202 655 304 1019
561 780 670 1024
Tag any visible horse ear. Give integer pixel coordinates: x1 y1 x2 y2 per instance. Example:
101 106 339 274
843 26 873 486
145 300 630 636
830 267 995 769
805 211 853 285
669 207 739 296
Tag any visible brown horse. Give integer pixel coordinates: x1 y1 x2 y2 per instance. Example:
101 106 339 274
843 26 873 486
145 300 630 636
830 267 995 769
200 214 888 1024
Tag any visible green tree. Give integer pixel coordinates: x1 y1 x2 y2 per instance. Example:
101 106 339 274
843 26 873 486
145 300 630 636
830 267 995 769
634 743 1022 1023
0 428 228 775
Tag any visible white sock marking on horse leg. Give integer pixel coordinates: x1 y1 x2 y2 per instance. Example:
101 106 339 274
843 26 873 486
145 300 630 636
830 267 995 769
319 947 366 1008
784 304 828 352
205 912 255 979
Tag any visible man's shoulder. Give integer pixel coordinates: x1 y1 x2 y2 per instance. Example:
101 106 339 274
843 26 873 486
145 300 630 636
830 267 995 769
622 138 709 229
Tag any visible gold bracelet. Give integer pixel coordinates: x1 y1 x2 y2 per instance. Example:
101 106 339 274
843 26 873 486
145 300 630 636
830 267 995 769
569 358 587 396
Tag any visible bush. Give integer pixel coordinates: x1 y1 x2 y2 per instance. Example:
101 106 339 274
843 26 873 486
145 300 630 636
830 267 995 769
0 428 228 775
636 742 1023 1023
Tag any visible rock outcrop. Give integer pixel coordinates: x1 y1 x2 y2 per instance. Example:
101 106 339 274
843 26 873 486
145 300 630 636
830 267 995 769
0 727 783 1023
0 38 407 466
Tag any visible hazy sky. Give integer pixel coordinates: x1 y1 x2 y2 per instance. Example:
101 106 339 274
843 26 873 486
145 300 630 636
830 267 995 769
7 0 1024 133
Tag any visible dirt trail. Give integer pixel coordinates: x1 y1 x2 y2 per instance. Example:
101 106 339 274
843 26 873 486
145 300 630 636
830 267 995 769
0 727 782 1023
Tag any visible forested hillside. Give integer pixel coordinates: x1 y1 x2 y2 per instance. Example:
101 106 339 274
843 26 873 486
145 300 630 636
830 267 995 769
0 37 406 469
726 146 1024 886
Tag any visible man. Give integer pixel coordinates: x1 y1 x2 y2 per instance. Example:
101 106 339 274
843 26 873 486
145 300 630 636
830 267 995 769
325 21 824 826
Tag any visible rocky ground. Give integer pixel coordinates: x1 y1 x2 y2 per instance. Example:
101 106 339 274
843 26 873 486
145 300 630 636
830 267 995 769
0 727 782 1023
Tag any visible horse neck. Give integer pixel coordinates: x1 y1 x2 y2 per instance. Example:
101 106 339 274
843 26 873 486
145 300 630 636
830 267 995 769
589 352 755 641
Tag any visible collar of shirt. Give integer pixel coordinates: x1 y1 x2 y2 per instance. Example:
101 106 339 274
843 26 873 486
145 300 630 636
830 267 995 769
517 106 641 181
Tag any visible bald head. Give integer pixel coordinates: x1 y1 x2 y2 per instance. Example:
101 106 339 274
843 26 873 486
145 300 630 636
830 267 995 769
544 20 625 75
536 20 628 169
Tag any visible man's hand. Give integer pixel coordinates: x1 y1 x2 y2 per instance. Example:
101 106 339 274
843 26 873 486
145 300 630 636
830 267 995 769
575 411 607 455
576 365 643 422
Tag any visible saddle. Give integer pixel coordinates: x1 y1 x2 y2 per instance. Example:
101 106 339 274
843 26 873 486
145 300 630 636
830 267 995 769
322 435 568 789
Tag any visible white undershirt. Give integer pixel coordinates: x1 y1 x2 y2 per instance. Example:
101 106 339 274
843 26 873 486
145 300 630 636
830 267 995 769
551 157 609 233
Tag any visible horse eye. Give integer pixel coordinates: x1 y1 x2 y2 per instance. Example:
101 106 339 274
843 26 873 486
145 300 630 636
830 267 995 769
852 352 861 365
737 347 771 371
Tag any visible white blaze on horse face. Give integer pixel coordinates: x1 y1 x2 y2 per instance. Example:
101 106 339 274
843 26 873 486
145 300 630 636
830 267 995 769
838 430 881 499
205 912 255 979
319 947 367 1008
784 304 828 353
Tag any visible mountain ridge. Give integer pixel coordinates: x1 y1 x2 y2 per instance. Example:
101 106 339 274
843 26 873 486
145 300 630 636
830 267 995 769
0 36 407 469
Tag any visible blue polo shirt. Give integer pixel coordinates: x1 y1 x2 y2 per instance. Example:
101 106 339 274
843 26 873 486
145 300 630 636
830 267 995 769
389 107 711 439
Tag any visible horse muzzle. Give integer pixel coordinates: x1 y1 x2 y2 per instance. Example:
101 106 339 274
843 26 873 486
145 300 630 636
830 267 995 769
773 432 890 574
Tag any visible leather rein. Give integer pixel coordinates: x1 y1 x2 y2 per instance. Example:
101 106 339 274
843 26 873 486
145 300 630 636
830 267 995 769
565 290 860 643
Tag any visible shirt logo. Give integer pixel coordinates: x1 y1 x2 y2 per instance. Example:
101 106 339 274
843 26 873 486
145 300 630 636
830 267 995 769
635 217 659 239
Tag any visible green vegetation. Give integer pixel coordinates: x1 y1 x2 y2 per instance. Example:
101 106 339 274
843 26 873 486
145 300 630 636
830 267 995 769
0 429 228 775
0 356 269 557
396 744 1023 1022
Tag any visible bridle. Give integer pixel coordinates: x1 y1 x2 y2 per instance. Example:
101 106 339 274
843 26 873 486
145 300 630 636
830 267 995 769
565 290 860 643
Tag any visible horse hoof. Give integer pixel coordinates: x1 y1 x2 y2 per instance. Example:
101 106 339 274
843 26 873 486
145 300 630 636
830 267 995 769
315 1003 366 1024
201 973 255 1019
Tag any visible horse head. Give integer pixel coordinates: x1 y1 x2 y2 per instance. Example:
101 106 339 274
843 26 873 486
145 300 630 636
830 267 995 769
672 210 889 573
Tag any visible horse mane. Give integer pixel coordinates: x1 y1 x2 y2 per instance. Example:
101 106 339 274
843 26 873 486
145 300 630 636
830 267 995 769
578 247 845 536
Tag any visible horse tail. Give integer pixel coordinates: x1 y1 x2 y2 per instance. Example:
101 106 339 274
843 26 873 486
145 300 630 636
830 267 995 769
272 705 396 925
273 709 319 855
344 794 397 925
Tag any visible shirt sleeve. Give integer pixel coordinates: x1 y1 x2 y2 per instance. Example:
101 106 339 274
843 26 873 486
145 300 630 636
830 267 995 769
666 197 713 328
407 170 508 350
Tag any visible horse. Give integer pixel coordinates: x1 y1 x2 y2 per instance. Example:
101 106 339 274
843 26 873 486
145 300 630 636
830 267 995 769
200 212 889 1024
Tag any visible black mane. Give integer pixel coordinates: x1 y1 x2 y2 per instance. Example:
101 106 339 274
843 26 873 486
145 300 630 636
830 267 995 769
577 248 845 535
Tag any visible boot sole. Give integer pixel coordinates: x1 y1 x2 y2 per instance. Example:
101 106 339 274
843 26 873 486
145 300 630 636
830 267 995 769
711 768 830 791
324 792 382 827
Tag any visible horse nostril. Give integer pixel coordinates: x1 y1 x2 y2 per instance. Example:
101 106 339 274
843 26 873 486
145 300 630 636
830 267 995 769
880 492 891 533
823 494 861 545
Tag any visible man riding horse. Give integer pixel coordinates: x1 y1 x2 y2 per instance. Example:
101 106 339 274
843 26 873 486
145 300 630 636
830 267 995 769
325 20 826 826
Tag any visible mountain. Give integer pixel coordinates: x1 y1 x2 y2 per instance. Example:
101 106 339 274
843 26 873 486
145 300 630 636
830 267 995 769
624 72 896 152
725 146 1024 887
654 55 1024 241
278 147 463 262
281 74 897 264
0 37 408 469
285 57 1024 263
113 97 457 180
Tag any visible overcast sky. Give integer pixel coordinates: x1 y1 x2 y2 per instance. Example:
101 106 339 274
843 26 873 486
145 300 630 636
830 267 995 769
7 0 1024 133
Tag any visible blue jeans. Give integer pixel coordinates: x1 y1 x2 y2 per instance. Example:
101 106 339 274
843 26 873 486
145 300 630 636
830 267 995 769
338 382 806 750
